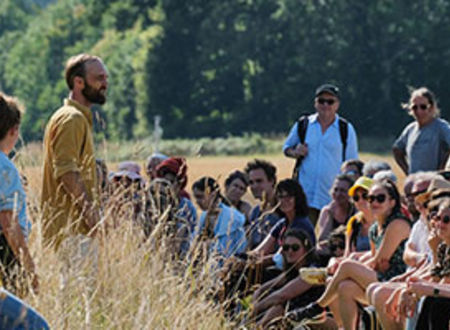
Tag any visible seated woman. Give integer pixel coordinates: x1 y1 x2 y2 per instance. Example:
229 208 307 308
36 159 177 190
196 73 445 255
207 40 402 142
373 196 450 330
223 170 252 222
191 177 247 259
286 179 411 329
344 176 375 257
316 174 355 264
252 179 316 258
252 229 323 328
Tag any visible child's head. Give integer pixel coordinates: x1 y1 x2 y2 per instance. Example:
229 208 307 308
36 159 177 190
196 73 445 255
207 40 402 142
329 225 346 257
0 92 24 145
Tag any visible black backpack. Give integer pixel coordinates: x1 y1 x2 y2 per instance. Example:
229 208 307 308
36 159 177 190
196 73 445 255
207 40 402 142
292 114 348 180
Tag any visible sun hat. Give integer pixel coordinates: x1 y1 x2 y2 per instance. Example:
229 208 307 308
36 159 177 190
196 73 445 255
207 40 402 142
348 176 373 197
415 177 450 205
110 161 143 181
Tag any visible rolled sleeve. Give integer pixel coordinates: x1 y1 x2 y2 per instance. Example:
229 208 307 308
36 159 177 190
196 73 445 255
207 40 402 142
283 123 300 152
51 114 85 179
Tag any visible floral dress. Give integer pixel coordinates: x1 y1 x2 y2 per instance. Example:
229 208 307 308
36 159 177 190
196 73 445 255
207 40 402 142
431 242 450 279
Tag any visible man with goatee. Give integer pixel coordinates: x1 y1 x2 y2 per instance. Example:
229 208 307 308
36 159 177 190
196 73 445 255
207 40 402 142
41 54 108 250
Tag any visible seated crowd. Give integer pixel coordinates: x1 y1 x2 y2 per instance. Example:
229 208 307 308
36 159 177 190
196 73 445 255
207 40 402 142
90 154 449 329
1 92 449 329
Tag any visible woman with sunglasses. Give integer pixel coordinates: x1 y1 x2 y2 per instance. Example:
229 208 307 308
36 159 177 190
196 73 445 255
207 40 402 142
285 179 411 329
344 176 375 256
393 87 450 175
252 179 315 259
382 197 450 330
252 229 323 328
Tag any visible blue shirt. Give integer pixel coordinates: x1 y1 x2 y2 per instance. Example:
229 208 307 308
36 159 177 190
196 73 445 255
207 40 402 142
0 152 31 239
247 205 281 249
195 202 247 258
178 197 197 233
283 114 358 209
270 215 316 247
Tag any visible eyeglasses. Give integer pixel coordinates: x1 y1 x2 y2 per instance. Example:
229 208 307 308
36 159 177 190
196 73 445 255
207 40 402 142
435 215 450 224
367 193 387 204
318 98 336 106
282 243 301 252
353 192 368 202
410 104 429 111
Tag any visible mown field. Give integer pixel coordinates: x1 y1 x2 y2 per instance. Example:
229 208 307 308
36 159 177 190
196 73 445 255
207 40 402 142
15 141 402 329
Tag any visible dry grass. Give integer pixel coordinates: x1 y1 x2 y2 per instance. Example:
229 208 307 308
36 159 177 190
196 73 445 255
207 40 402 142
13 141 404 329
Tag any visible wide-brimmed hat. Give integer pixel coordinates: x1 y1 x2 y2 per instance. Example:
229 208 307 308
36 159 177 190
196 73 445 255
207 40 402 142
415 177 450 205
110 161 143 181
348 176 373 197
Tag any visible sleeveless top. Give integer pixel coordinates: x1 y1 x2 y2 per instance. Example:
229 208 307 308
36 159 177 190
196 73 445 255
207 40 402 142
369 211 411 281
347 212 370 252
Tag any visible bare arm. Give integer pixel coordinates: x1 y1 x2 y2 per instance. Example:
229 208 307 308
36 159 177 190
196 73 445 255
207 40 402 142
59 171 98 230
374 219 411 272
253 277 313 314
403 241 427 268
392 147 409 175
252 234 277 256
316 206 332 254
0 211 35 273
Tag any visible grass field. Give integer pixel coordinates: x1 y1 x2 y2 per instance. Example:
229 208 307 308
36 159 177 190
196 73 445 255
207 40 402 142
13 143 404 329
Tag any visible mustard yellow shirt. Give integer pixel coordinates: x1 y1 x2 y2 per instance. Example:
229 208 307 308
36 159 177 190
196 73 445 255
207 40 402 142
41 98 97 246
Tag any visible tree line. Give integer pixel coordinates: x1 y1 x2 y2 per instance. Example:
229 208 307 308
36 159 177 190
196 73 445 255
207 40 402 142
1 0 450 142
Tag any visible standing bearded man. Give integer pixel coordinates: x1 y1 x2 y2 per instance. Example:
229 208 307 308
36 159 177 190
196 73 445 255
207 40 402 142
41 54 108 250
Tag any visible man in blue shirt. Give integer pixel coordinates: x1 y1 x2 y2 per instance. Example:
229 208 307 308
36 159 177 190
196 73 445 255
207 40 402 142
283 84 358 226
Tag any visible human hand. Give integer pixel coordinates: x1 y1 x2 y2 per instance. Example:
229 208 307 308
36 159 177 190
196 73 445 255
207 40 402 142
407 278 431 298
294 143 308 158
327 257 341 275
385 287 402 319
398 289 417 319
428 230 441 252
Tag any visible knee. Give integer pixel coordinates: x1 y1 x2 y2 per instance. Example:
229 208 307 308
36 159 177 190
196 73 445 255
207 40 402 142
371 285 391 310
366 282 381 305
338 280 359 299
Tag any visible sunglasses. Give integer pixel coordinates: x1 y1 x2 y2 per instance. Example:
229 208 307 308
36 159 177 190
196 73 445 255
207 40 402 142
367 193 387 204
435 215 450 224
318 98 336 106
277 194 293 200
282 243 301 252
330 243 345 252
410 104 429 111
353 192 368 202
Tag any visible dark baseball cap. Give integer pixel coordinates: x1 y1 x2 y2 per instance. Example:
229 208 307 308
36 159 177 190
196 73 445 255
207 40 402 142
315 84 340 99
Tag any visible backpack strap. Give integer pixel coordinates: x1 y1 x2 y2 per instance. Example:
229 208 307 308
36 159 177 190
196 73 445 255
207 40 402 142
292 115 310 180
338 117 348 162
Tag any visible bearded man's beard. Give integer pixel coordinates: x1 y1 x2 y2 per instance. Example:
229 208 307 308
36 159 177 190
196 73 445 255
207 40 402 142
82 82 106 105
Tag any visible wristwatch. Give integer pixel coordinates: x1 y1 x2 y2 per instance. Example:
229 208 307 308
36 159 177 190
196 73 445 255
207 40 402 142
433 287 440 297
